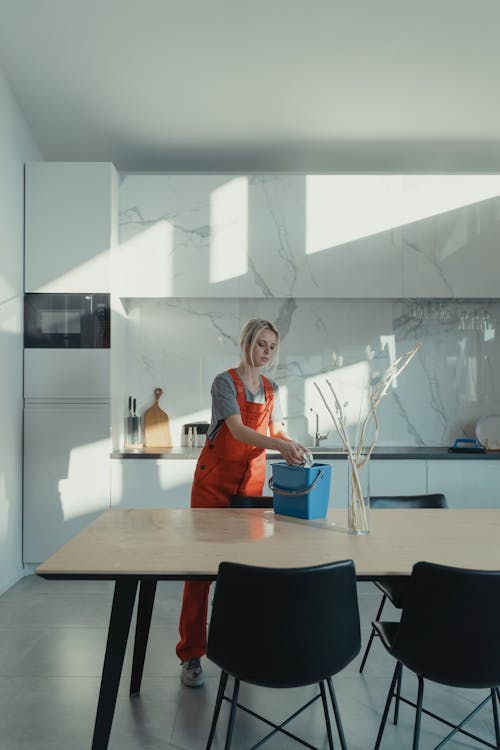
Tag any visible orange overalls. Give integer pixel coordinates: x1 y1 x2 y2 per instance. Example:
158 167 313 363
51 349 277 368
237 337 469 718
176 368 274 661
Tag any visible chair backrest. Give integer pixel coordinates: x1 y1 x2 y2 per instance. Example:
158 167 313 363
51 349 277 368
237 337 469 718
395 561 500 689
230 495 274 509
207 559 360 689
370 493 447 509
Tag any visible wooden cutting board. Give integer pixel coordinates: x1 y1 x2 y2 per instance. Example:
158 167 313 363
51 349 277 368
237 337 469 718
143 387 172 448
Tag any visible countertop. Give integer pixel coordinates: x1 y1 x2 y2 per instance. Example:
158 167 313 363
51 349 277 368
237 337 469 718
111 446 500 460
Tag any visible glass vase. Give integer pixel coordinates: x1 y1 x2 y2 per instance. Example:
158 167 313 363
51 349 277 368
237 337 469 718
347 452 370 534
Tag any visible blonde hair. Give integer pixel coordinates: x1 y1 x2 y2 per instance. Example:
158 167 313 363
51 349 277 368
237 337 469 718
239 318 280 372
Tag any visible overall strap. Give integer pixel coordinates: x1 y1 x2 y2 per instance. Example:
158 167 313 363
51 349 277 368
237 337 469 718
228 368 246 410
261 375 274 403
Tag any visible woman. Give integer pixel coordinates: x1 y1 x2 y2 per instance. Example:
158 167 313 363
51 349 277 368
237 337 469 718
177 318 307 687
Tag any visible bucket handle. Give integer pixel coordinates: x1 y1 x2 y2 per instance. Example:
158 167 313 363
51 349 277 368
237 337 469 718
268 467 326 497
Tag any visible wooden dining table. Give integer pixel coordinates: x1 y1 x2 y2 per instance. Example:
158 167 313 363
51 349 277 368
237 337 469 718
36 506 500 750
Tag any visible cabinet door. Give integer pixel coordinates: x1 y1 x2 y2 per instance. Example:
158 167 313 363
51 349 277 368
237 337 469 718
427 460 500 508
325 459 348 509
111 459 196 509
25 162 117 292
23 405 111 563
24 350 110 399
369 459 427 497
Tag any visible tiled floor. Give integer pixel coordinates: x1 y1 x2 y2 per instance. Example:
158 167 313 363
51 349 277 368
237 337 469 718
0 575 495 749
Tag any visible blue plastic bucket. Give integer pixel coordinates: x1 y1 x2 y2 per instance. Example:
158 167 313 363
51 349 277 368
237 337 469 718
269 462 332 519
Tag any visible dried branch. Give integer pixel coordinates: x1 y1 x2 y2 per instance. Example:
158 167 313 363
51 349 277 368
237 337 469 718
313 341 422 533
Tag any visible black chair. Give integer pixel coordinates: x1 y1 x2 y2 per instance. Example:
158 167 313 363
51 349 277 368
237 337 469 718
359 493 447 674
230 495 274 509
205 560 361 750
373 561 500 750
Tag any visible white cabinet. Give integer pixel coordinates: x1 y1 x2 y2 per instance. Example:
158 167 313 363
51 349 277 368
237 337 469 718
110 459 196 509
24 350 110 399
118 174 500 299
25 162 118 293
23 404 111 563
325 459 348 509
370 460 427 497
427 460 500 508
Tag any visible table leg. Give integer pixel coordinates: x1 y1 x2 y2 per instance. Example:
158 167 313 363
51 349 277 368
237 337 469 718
129 579 157 696
91 578 138 750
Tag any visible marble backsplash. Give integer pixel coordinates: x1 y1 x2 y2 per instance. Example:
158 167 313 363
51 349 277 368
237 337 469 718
118 297 500 448
116 174 500 299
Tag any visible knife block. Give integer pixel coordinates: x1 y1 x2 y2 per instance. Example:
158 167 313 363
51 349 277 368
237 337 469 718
126 415 141 447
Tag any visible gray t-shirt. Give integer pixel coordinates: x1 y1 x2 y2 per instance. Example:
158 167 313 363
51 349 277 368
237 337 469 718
207 371 283 441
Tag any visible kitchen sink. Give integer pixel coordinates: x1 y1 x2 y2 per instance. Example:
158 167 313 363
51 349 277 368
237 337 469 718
305 447 346 454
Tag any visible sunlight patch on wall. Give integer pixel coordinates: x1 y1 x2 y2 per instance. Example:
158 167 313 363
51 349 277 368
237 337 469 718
306 361 371 435
34 248 111 292
380 335 397 388
305 175 500 255
111 295 128 321
484 326 495 342
58 438 111 521
113 221 174 297
209 177 248 283
452 339 479 404
0 297 20 334
277 384 288 428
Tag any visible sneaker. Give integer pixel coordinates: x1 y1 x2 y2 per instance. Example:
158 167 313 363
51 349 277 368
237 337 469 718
181 658 204 687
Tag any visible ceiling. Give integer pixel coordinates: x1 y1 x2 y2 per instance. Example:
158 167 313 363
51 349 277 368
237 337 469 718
1 0 500 172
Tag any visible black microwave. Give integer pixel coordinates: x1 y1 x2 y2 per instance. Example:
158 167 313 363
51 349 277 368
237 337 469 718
24 293 110 348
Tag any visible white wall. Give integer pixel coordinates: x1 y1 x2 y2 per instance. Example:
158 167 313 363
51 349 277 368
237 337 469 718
0 67 42 593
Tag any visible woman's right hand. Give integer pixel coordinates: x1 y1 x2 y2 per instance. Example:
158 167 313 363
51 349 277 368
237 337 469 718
276 439 307 466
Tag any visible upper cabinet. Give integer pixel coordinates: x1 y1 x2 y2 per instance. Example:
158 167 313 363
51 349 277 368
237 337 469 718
24 168 500 298
25 162 118 293
117 174 500 299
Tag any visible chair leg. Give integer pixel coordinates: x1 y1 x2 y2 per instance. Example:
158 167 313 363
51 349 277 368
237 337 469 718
393 665 402 724
359 594 387 673
412 675 424 750
224 677 240 750
327 677 348 750
491 688 500 748
206 671 229 750
424 692 491 750
319 681 335 750
374 661 401 750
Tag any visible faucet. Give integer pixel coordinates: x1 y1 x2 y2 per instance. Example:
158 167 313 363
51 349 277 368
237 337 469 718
309 408 328 448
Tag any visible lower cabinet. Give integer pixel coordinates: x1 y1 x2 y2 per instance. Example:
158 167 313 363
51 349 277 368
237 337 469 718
23 404 111 564
325 460 348 510
26 452 499 566
266 457 499 509
427 460 500 509
110 459 197 508
369 460 427 497
111 456 500 512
